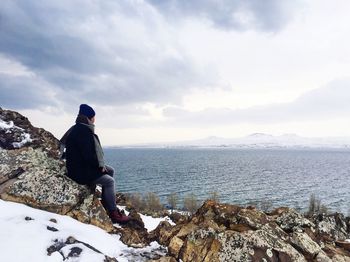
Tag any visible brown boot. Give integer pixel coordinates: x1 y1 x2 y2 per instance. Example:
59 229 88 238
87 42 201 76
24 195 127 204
108 210 131 224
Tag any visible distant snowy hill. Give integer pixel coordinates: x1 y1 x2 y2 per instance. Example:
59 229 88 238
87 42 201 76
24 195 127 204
115 133 350 149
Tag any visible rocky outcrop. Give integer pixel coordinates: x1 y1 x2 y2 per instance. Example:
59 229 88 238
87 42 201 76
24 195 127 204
152 200 350 262
0 107 113 232
3 107 350 261
0 107 59 158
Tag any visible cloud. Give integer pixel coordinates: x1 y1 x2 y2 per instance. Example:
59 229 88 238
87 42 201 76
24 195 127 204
146 0 300 31
162 79 350 126
0 0 218 111
0 73 58 110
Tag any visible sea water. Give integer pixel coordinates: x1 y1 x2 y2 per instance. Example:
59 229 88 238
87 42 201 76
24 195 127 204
104 148 350 213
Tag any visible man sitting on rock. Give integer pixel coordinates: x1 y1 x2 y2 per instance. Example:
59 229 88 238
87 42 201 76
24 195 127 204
60 104 130 224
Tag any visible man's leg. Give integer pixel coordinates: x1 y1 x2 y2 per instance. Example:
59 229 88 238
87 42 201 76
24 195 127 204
104 165 115 177
93 175 116 212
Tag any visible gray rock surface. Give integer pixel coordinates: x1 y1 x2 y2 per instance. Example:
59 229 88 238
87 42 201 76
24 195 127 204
0 108 113 231
152 200 350 261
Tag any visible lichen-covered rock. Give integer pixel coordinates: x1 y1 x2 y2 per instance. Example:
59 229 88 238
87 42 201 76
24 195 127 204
67 194 114 232
147 256 177 262
271 207 315 233
312 213 349 241
0 148 90 214
0 108 59 158
117 209 150 247
290 232 322 259
158 201 345 262
0 109 113 232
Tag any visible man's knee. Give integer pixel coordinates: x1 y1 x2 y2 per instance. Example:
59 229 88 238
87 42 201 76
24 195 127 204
105 165 115 177
94 174 114 187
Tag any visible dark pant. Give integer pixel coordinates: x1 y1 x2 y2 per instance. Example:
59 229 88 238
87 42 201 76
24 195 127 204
92 165 116 212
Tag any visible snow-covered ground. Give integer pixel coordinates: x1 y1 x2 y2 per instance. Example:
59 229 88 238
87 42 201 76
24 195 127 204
0 200 173 262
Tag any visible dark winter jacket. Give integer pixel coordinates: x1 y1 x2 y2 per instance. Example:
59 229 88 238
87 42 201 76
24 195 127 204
65 123 103 185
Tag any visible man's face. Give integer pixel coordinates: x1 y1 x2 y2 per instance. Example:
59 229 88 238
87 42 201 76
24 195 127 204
90 116 96 124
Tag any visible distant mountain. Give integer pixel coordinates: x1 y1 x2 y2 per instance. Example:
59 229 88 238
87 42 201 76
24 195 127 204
113 133 350 149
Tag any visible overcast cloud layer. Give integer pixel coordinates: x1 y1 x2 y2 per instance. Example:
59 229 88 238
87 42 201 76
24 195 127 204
0 0 219 110
162 79 350 126
0 0 298 111
147 0 299 31
1 0 350 144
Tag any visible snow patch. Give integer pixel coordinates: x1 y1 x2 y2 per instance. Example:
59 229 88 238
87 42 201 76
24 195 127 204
0 200 167 262
0 119 14 129
117 205 175 232
12 133 32 148
140 214 175 232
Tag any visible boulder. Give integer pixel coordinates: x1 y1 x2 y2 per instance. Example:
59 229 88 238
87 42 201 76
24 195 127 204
156 200 350 262
0 108 113 232
117 209 150 247
312 213 349 242
0 108 59 158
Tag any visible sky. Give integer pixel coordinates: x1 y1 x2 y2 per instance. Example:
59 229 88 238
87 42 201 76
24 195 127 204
1 0 350 145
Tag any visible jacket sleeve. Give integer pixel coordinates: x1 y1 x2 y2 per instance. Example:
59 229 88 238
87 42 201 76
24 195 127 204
59 126 74 159
77 128 99 169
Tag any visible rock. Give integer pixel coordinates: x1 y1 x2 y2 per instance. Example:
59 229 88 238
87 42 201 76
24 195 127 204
0 109 113 232
271 207 315 233
147 257 177 262
117 209 149 247
168 236 184 258
115 192 128 205
157 201 337 262
312 213 349 242
168 211 188 224
290 232 322 259
67 194 114 232
67 246 83 257
47 226 59 232
336 241 350 252
47 236 117 262
322 244 350 261
0 167 24 184
0 108 59 158
149 221 180 246
316 251 333 262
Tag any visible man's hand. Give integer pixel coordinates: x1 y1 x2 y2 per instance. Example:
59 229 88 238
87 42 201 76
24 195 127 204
101 166 107 173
